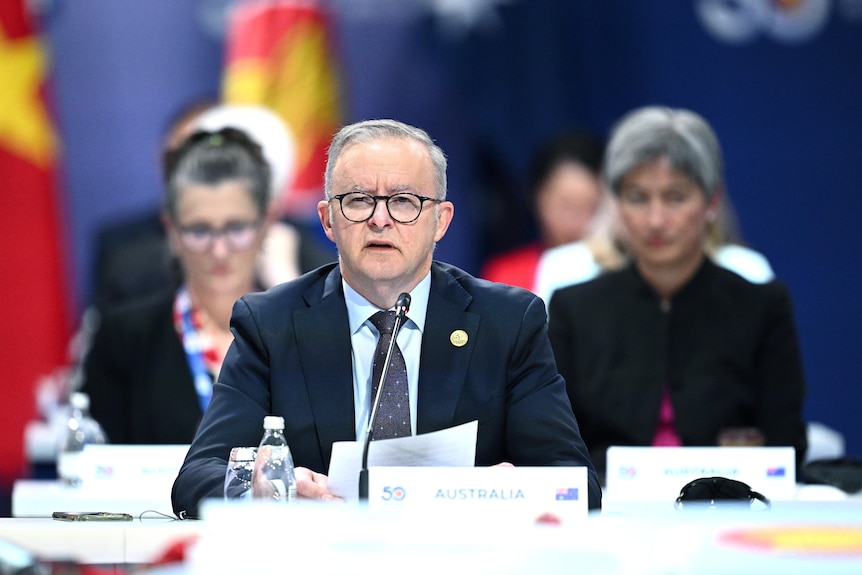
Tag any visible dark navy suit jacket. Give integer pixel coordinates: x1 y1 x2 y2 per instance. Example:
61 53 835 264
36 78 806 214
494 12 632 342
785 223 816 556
82 289 203 445
172 261 600 517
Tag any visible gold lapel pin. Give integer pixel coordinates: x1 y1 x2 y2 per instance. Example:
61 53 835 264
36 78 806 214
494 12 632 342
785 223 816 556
450 329 468 347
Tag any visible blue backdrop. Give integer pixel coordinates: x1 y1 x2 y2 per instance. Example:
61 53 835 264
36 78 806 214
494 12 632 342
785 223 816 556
43 0 862 456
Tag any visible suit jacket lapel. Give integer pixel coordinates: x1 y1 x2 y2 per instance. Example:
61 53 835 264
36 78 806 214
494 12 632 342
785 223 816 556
293 267 356 470
417 264 480 434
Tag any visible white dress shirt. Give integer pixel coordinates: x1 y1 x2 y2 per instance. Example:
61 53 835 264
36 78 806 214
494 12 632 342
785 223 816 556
343 272 431 440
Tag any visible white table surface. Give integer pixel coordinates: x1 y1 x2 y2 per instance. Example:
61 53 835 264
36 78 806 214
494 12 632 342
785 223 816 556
12 480 177 519
0 517 203 565
3 496 862 572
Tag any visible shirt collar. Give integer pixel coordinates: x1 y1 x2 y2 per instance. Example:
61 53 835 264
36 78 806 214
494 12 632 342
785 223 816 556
343 272 431 334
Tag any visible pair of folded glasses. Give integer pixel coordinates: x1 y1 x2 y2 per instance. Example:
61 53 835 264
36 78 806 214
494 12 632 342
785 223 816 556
675 476 770 510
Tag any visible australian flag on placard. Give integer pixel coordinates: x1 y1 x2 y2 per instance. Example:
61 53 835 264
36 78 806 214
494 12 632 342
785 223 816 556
767 467 786 477
555 488 579 501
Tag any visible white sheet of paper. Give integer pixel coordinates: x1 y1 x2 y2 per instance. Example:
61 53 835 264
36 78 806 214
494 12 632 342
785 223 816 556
327 420 478 502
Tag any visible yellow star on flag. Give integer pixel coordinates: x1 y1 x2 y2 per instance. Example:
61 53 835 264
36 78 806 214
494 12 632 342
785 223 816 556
0 23 55 167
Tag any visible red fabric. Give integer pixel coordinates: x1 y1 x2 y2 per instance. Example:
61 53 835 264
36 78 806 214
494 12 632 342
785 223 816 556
479 243 543 292
223 0 344 217
651 388 683 447
150 535 200 566
0 0 73 485
172 293 226 373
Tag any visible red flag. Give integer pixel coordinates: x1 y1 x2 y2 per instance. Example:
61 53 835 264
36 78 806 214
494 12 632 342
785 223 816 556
222 0 344 217
0 1 73 485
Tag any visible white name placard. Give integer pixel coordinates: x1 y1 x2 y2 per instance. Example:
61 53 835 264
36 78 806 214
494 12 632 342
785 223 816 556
605 446 796 502
77 444 190 491
366 466 589 522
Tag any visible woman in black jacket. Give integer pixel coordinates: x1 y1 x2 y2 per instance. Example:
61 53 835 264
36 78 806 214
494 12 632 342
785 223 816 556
548 106 807 474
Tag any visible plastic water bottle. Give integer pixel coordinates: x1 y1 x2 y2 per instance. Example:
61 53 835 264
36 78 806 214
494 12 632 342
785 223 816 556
56 392 107 487
250 415 296 503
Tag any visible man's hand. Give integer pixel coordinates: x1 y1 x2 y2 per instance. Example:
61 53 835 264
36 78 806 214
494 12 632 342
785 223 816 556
295 467 342 501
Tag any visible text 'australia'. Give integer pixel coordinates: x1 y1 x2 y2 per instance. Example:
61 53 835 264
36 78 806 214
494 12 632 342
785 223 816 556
435 488 525 500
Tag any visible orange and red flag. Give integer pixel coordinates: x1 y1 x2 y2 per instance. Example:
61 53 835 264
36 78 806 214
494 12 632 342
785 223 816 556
222 0 344 217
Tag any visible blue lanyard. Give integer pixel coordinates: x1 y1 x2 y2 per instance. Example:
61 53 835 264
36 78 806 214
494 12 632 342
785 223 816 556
174 287 213 412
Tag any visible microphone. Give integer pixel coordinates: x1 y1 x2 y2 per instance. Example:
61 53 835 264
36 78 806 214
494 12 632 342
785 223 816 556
358 292 411 501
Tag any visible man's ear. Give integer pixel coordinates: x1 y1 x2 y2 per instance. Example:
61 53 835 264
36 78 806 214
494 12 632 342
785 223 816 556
318 200 336 242
433 201 454 243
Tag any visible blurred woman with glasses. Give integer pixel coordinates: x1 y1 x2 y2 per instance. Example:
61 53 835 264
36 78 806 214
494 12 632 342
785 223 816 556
81 127 273 444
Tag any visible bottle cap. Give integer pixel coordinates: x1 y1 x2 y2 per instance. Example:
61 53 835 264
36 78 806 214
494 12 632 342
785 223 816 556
263 415 285 430
70 392 90 410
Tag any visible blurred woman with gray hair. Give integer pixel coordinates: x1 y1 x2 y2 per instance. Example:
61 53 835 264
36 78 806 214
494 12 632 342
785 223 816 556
82 127 274 444
548 106 807 474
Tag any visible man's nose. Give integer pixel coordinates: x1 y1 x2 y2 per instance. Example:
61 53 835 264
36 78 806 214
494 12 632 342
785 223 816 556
367 198 393 227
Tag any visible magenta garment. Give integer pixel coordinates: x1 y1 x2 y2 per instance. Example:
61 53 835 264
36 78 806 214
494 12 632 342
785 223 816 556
651 388 683 447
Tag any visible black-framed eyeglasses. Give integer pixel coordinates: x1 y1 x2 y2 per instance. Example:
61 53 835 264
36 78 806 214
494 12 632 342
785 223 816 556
330 191 442 224
177 220 262 253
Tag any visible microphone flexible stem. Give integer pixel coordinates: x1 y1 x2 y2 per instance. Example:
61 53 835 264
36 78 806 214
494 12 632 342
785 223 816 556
359 294 410 501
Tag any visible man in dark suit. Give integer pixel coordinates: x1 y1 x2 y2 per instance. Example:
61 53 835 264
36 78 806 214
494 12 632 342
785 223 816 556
171 119 600 517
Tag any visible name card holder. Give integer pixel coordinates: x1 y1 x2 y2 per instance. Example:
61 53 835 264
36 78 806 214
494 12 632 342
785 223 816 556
78 444 190 492
366 466 589 522
605 446 796 502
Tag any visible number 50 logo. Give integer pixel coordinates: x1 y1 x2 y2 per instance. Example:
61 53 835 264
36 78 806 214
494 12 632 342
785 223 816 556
380 486 406 501
696 0 831 45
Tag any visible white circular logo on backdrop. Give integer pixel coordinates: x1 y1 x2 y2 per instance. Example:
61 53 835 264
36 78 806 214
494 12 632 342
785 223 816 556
696 0 832 44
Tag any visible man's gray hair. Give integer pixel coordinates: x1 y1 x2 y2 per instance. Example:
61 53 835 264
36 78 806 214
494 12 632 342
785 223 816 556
324 119 448 201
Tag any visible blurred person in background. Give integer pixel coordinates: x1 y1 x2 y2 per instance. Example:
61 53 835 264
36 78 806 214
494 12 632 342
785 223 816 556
91 99 217 311
548 106 807 474
193 104 336 289
92 103 335 312
480 131 605 292
534 179 774 304
81 127 274 444
528 120 774 304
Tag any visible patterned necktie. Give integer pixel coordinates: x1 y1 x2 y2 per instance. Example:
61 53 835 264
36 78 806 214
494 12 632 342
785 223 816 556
369 310 411 439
